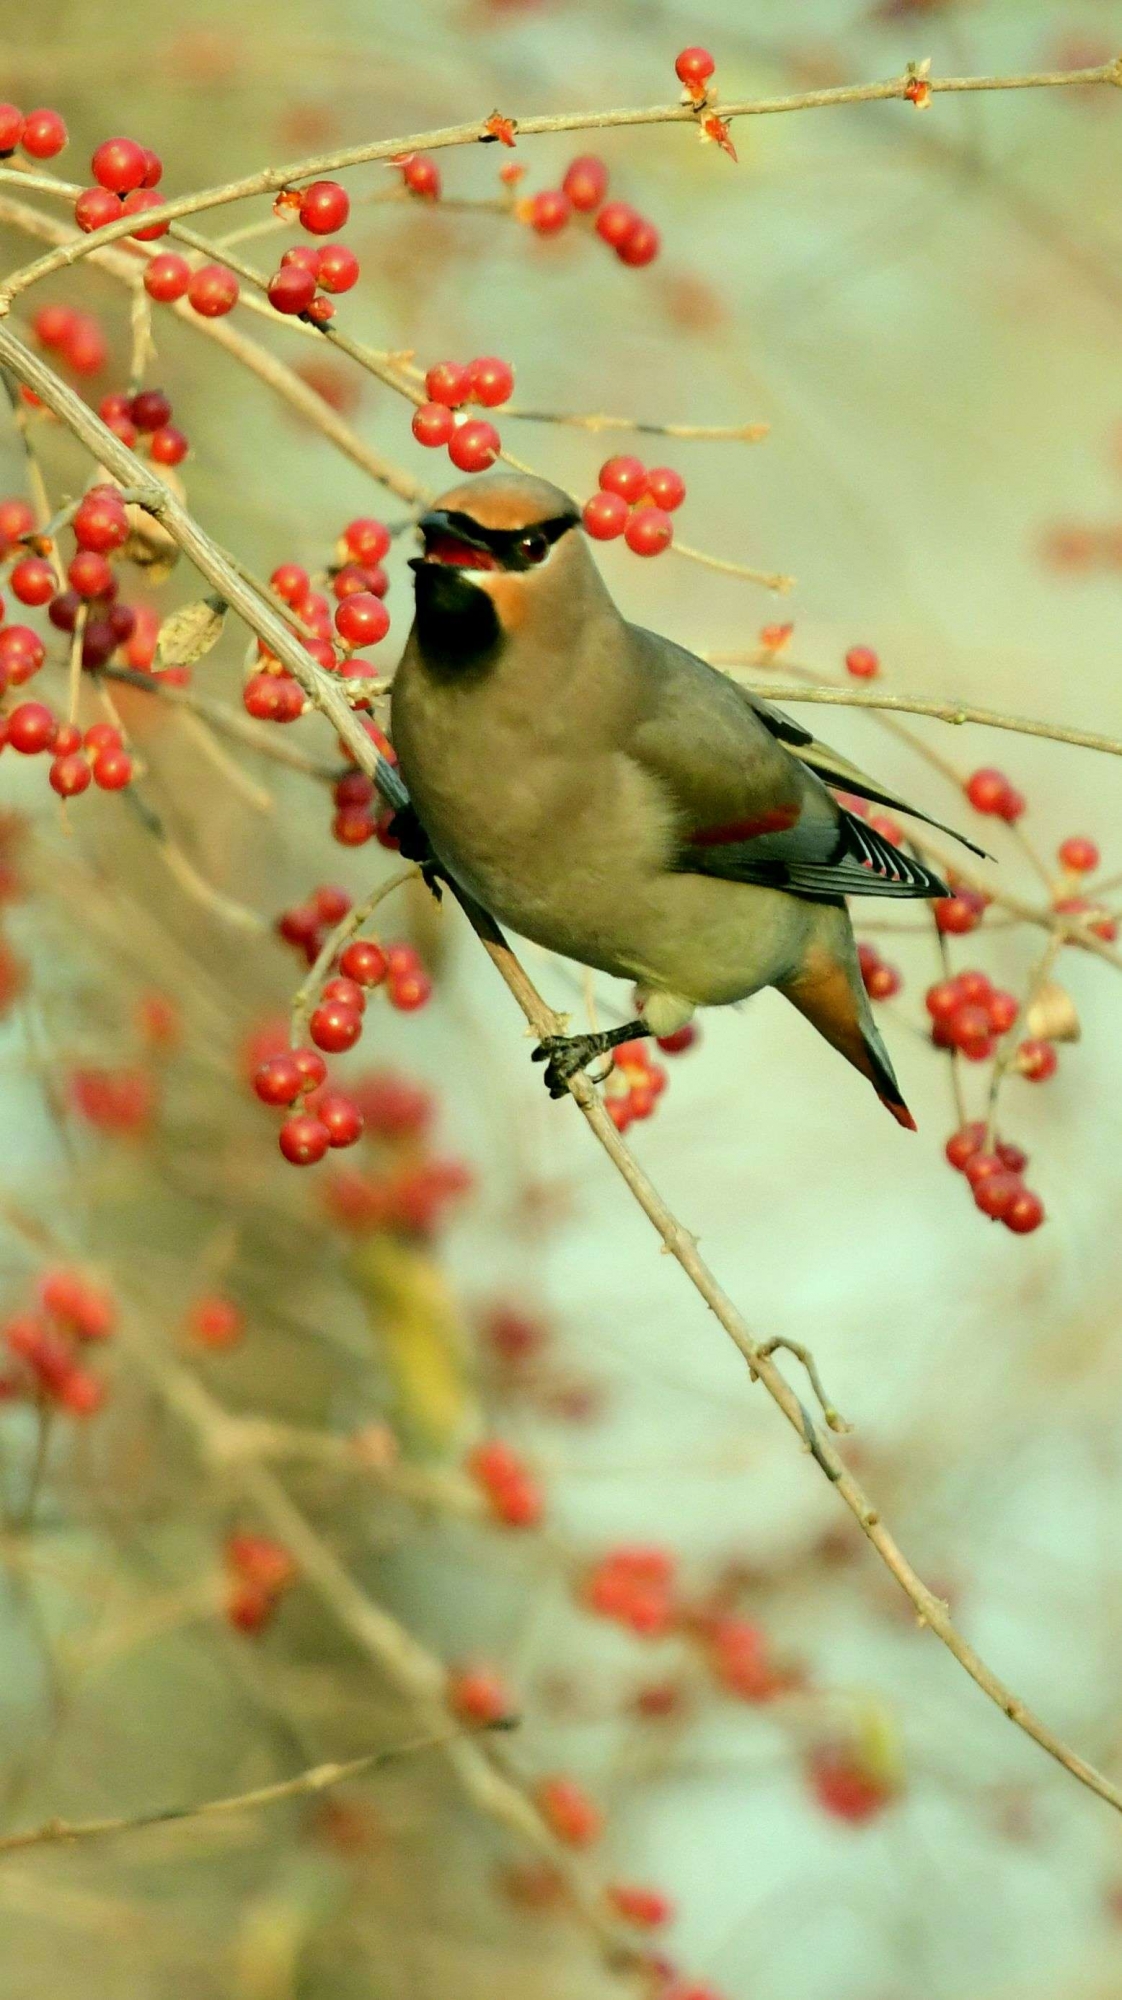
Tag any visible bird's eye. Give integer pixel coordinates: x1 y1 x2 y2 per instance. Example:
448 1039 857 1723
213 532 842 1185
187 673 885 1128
516 530 550 566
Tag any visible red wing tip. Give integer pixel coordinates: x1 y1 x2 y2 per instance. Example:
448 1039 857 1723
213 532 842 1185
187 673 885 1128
880 1095 917 1132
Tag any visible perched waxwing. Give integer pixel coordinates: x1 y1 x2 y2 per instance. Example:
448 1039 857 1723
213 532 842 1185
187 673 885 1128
391 472 984 1127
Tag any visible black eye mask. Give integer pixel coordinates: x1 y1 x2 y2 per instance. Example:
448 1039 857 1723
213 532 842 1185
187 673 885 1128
413 508 580 573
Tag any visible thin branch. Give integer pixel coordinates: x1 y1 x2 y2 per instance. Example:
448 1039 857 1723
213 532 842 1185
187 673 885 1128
711 671 1122 760
0 1724 505 1857
1 58 1118 308
289 865 417 1044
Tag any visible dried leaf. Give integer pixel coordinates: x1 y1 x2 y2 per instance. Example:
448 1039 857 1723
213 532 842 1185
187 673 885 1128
155 595 228 670
1025 979 1082 1044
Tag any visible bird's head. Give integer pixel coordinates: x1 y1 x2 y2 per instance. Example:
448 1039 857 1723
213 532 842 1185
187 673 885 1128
409 473 601 669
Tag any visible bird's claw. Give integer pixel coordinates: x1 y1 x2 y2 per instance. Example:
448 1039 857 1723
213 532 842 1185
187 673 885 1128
531 1033 606 1099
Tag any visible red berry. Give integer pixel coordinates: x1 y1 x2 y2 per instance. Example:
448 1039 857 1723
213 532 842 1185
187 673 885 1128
964 1151 1004 1192
562 155 608 212
92 136 148 194
127 386 171 431
675 46 717 88
9 557 54 606
33 303 77 348
595 201 641 250
268 263 317 315
90 747 132 789
974 1169 1021 1220
402 154 440 198
1018 1038 1058 1082
581 491 629 540
6 701 56 754
270 562 309 605
282 244 321 276
448 419 501 474
54 723 82 756
935 893 982 935
388 967 432 1011
187 264 239 317
279 1114 330 1165
187 1294 243 1348
646 466 686 512
468 355 514 407
141 149 162 187
945 1122 985 1171
425 360 472 407
62 315 107 375
598 454 648 502
143 253 190 302
316 243 359 293
0 498 34 548
342 518 391 565
75 186 121 234
412 401 455 448
529 188 571 236
48 752 91 797
1005 1187 1045 1234
987 989 1019 1034
299 180 349 234
339 939 388 986
965 767 1013 815
118 188 167 239
21 109 67 159
68 550 115 598
84 722 121 754
148 424 188 466
1058 836 1099 874
950 1003 995 1060
624 507 673 557
253 1054 303 1106
73 494 127 553
616 218 660 267
0 105 23 153
309 1000 363 1053
845 645 879 679
292 1047 327 1091
322 975 366 1012
313 883 351 925
316 1092 364 1147
0 625 46 683
536 1777 602 1848
448 1665 512 1727
335 592 389 647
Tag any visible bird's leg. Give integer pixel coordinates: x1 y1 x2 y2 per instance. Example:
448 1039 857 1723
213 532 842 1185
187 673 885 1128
386 803 445 901
532 1020 651 1099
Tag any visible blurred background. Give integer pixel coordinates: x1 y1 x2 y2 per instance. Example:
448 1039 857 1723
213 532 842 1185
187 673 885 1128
1 1 1122 1996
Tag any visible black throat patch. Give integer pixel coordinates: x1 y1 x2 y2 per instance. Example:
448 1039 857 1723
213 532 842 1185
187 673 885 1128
410 562 503 678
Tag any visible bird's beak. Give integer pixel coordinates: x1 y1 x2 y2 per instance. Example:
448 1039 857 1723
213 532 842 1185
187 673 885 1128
412 511 499 571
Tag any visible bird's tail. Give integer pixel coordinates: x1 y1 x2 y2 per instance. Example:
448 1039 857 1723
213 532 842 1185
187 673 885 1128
778 918 916 1131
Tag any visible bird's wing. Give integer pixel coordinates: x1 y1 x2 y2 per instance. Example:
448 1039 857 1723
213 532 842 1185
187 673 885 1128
742 689 988 860
627 630 947 902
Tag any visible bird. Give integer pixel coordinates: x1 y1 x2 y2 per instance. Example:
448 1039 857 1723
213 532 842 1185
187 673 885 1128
390 471 985 1128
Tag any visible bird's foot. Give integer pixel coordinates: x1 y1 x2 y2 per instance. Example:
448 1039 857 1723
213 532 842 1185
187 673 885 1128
531 1022 649 1099
387 804 444 901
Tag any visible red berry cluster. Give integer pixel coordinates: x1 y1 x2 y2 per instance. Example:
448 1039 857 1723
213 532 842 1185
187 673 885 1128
925 967 1018 1061
224 1531 297 1634
582 456 685 556
0 102 68 160
604 1036 668 1130
964 766 1026 823
411 356 514 473
521 153 661 267
98 385 188 465
0 707 133 795
267 240 359 323
857 940 902 1001
583 1544 676 1637
944 1123 1046 1232
465 1438 544 1526
74 134 166 242
248 516 393 719
935 877 990 935
141 253 240 318
702 1612 799 1704
0 1267 115 1418
32 302 108 376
